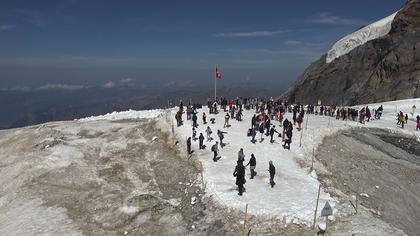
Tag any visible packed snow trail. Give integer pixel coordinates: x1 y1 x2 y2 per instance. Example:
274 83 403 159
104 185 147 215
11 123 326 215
172 107 336 225
171 98 419 226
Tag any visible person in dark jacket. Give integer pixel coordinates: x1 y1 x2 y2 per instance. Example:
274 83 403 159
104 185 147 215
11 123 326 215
217 130 227 147
268 161 276 188
211 142 219 161
187 137 192 154
416 115 420 131
292 106 297 125
258 123 264 142
251 114 256 129
283 124 293 150
265 119 271 136
233 160 246 195
199 133 204 149
366 106 371 122
269 125 278 143
202 112 207 124
282 118 289 141
179 100 184 112
192 112 198 127
250 127 257 143
246 154 257 179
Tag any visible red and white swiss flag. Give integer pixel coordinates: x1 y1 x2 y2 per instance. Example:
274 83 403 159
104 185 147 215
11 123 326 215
215 67 222 80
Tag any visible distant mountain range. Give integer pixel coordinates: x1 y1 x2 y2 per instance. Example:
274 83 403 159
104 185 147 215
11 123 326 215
0 84 281 129
282 0 420 105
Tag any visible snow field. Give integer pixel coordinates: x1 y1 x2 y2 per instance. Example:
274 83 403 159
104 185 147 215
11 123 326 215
171 98 419 225
172 107 336 225
78 109 163 121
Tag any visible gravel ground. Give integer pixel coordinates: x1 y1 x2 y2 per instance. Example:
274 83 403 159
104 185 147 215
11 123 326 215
316 127 420 236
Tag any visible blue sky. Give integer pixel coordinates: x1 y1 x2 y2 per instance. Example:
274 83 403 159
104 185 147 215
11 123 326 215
0 0 405 89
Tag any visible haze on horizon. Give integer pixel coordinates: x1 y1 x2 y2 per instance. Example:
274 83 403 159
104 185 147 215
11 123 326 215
0 0 404 91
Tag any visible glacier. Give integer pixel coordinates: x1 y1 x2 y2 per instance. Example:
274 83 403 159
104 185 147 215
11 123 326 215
326 11 399 63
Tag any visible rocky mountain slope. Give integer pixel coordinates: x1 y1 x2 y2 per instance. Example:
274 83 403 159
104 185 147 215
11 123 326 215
282 0 420 105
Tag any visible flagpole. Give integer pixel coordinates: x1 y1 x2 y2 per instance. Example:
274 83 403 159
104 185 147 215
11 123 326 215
214 65 217 102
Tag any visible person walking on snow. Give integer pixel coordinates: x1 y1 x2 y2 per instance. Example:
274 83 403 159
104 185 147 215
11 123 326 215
265 119 271 136
233 160 246 196
238 148 245 162
224 113 230 128
251 114 256 129
192 112 198 128
186 137 192 154
251 127 257 143
416 115 420 131
283 123 293 150
269 125 278 143
258 123 265 142
282 118 289 141
217 130 227 147
206 126 212 141
202 112 207 124
246 154 257 179
211 142 219 162
192 127 197 140
398 112 405 128
296 114 303 131
268 161 276 188
366 106 371 122
199 133 204 149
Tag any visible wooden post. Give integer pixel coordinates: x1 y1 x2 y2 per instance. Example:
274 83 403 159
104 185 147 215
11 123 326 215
312 184 321 229
243 204 248 236
299 128 304 147
201 171 205 191
214 65 217 102
311 147 315 171
355 194 358 214
325 216 328 235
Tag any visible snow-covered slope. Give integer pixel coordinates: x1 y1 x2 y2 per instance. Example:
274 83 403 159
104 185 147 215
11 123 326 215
326 11 398 63
78 109 163 121
172 98 419 232
0 98 418 235
0 110 222 235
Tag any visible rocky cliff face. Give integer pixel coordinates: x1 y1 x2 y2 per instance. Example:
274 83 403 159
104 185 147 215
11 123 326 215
282 0 420 106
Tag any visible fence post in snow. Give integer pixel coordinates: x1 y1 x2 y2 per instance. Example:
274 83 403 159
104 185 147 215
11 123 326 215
242 204 248 236
200 171 205 191
356 194 358 214
310 147 315 172
299 128 304 147
313 184 321 229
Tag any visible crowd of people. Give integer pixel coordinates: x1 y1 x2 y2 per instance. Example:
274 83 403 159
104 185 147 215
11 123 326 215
179 97 418 196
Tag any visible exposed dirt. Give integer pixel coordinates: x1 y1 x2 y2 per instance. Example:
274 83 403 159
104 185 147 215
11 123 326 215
0 119 229 235
316 128 420 236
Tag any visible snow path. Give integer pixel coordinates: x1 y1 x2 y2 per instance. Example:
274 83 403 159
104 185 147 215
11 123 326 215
326 11 398 63
172 108 336 225
171 98 419 225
